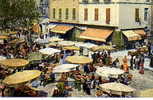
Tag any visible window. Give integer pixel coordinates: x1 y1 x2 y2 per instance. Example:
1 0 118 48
53 8 56 19
93 0 99 3
59 8 62 19
144 8 148 21
106 8 110 24
84 8 88 21
135 8 140 22
65 8 69 19
95 8 99 21
82 0 88 3
72 8 76 20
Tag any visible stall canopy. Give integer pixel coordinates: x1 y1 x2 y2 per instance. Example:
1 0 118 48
50 25 74 34
133 29 146 36
32 24 41 33
122 30 142 41
79 28 113 42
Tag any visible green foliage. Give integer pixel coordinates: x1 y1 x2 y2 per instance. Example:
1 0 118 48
0 0 40 29
112 31 124 49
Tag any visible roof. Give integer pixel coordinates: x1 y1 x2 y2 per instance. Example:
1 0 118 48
122 30 142 41
133 29 146 36
50 25 74 34
79 28 113 42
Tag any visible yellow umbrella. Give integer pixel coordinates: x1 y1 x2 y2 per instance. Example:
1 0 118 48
3 70 41 85
48 42 58 47
65 56 93 64
7 31 18 35
63 46 80 51
9 39 25 44
0 59 29 68
0 35 9 39
49 37 63 42
139 89 153 97
91 45 115 52
100 82 136 93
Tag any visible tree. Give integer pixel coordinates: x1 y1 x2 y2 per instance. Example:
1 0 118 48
112 31 125 49
0 0 40 30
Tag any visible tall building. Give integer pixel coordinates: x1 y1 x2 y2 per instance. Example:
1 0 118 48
150 0 153 34
48 0 152 47
79 0 151 30
49 0 79 23
49 0 151 30
36 0 49 18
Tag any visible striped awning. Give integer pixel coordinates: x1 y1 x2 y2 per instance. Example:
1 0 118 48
51 25 74 34
122 30 142 41
79 28 113 42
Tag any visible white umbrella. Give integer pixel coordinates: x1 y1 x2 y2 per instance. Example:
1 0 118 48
54 64 78 70
75 42 97 49
49 37 63 42
0 56 6 60
39 48 60 55
34 38 49 44
100 82 136 93
53 68 72 73
58 41 75 46
96 67 124 78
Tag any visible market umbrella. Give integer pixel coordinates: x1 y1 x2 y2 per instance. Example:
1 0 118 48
49 37 63 42
0 56 6 61
75 42 97 49
3 70 41 85
63 46 80 51
27 52 43 61
58 41 75 46
48 42 58 47
65 56 93 64
7 31 18 35
54 64 78 70
91 45 115 52
0 35 10 39
9 38 25 44
96 67 124 78
0 59 29 68
39 48 61 55
100 82 136 93
139 89 153 97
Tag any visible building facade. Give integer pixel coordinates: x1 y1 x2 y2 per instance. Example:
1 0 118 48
36 0 49 18
49 0 151 30
151 0 153 34
49 0 79 23
48 0 152 47
79 0 151 30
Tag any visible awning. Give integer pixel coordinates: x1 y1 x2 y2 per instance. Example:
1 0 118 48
122 30 142 41
50 25 74 34
79 28 113 42
133 29 146 36
32 24 41 33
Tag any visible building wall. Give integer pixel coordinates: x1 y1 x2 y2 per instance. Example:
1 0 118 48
79 0 151 29
151 0 153 33
35 0 49 18
118 4 151 29
79 4 119 27
49 0 79 23
48 0 151 30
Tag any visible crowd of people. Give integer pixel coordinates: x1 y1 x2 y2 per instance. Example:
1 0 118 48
0 31 153 97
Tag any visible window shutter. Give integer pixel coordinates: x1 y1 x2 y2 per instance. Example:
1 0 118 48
106 8 110 24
